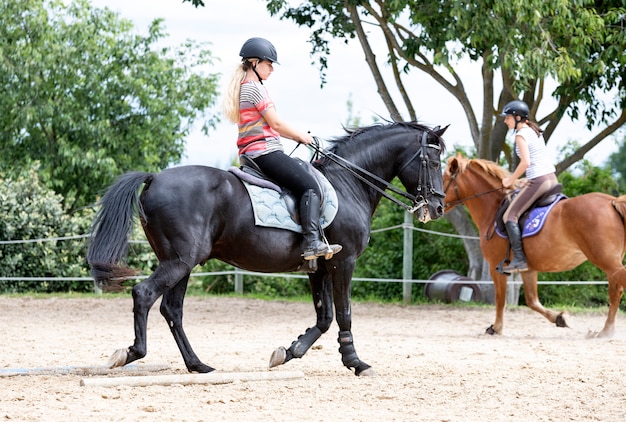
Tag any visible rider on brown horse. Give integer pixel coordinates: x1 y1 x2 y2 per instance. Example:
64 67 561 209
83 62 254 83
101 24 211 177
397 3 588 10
500 100 558 273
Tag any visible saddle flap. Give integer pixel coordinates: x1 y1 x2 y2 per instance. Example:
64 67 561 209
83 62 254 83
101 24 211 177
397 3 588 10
495 184 566 238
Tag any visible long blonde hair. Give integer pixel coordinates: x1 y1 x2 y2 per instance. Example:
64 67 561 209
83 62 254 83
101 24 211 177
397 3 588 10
222 59 257 124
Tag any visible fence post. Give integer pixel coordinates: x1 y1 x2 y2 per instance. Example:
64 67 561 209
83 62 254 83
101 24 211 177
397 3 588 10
234 267 244 294
402 211 413 303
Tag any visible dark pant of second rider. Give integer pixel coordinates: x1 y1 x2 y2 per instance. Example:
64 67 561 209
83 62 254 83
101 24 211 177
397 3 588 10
250 151 342 260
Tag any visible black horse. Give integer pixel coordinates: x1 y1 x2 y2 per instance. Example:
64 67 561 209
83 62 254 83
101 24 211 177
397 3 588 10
87 122 447 376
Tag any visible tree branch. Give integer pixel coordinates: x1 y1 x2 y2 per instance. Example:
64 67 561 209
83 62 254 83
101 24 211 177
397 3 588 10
555 109 626 174
345 1 402 121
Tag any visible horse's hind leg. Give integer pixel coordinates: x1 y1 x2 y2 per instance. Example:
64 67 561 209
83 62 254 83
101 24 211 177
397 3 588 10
107 263 188 368
160 275 215 373
592 268 625 338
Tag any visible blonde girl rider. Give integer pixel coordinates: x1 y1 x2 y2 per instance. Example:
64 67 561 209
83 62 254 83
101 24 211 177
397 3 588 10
223 37 342 261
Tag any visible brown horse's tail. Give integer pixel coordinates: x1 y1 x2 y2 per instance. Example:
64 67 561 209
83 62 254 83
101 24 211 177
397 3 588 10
87 172 153 292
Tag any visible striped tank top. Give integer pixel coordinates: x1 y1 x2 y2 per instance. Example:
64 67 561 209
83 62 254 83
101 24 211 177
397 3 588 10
237 81 282 156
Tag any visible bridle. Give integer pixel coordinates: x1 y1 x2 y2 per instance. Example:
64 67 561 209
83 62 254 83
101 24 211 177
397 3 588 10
307 131 444 214
443 167 505 209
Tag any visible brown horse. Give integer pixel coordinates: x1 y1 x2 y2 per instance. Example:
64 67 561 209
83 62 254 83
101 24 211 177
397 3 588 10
444 154 626 337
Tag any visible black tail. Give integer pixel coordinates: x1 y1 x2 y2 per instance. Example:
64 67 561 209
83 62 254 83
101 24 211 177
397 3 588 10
87 172 153 291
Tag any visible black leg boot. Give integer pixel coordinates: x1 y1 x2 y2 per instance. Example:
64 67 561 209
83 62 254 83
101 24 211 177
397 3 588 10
300 189 342 260
502 221 528 272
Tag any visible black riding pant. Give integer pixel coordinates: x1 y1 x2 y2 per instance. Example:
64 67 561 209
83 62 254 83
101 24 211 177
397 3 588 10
250 150 320 198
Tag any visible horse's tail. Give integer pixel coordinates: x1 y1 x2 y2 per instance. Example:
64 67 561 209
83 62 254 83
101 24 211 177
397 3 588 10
87 172 153 292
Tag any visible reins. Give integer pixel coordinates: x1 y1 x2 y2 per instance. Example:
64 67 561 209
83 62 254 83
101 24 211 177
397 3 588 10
302 132 441 214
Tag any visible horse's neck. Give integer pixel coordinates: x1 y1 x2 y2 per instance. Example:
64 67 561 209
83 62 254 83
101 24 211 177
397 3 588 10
462 182 503 231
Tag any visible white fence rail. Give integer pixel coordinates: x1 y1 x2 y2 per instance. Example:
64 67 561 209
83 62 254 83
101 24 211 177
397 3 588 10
0 214 609 301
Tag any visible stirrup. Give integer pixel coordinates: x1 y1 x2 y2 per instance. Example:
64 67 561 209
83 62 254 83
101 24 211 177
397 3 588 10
303 243 342 261
501 261 528 273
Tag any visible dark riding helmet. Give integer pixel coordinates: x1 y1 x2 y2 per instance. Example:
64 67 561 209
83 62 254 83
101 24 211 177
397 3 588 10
500 100 529 120
239 37 279 64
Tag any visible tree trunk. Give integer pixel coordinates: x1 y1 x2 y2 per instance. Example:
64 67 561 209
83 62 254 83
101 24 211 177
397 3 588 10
444 207 483 280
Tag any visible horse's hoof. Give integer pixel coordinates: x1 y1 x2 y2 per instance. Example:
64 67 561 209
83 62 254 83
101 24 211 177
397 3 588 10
269 346 287 368
485 325 497 335
107 348 128 368
358 367 377 377
555 313 569 328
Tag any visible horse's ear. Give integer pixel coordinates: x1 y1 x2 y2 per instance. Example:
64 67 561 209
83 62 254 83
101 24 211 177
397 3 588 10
435 125 450 136
446 155 459 174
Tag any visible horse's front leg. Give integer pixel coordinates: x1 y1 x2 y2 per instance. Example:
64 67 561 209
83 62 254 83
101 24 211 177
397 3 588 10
485 271 509 335
520 270 569 329
332 272 374 376
160 274 215 373
269 270 333 368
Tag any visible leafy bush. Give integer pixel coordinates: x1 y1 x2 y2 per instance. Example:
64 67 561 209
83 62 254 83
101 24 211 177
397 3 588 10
353 184 468 302
0 166 93 293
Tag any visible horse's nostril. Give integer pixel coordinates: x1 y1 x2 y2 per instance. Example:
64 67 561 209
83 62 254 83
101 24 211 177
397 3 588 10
436 206 444 216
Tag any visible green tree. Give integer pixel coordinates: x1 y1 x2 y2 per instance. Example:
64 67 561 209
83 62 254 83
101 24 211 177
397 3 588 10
608 133 626 191
0 0 220 210
263 0 625 166
260 0 625 279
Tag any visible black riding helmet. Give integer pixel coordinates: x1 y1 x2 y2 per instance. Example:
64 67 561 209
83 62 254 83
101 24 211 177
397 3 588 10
500 100 529 120
239 37 279 64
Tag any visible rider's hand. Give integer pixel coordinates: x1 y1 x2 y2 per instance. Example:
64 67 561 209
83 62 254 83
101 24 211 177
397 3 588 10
299 132 314 145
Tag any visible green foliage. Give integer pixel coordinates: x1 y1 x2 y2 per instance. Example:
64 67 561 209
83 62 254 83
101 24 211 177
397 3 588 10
353 178 467 301
264 0 625 164
608 133 626 192
0 0 220 210
0 166 93 293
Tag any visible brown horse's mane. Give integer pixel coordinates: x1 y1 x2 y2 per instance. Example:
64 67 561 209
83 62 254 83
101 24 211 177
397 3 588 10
454 157 509 192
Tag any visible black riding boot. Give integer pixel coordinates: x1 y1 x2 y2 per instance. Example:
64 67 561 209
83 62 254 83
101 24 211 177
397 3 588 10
300 189 342 260
502 221 528 272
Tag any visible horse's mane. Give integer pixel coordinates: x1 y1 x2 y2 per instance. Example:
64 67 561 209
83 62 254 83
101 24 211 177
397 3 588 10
466 157 511 189
324 121 446 154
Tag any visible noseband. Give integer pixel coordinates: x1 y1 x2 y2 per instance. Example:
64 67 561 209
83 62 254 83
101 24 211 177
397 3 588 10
397 131 444 212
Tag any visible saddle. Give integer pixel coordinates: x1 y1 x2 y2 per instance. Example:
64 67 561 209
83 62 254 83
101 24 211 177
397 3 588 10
228 156 337 230
494 183 567 275
494 183 566 238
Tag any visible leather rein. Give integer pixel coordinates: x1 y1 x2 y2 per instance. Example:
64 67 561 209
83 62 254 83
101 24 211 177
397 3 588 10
306 131 444 214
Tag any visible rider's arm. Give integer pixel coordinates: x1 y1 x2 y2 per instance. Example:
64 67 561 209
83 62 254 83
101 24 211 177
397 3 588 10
263 106 314 145
502 136 530 188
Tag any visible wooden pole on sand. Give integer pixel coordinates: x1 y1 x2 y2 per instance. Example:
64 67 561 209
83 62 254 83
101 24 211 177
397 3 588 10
0 363 170 377
80 370 305 387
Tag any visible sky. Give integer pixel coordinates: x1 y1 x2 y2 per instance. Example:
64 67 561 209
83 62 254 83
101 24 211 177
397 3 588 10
89 0 619 169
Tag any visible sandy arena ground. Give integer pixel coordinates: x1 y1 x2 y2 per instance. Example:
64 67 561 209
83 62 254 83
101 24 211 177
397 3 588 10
1 295 625 421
